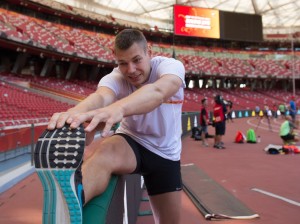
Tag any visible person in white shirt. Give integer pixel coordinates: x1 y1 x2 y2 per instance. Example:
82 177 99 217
47 29 185 224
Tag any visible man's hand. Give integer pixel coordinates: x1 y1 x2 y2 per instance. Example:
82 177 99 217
68 104 124 137
47 110 81 130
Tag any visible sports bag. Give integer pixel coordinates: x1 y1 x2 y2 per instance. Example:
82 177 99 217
246 128 257 143
235 131 245 143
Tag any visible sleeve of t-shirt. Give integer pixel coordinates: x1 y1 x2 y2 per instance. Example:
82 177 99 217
156 58 186 88
97 68 123 97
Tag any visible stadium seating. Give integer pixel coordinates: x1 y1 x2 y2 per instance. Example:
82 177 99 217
248 59 292 77
0 6 299 126
0 80 72 127
1 72 298 126
0 7 299 80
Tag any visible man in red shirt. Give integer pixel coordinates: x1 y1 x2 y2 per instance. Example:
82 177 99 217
213 95 227 149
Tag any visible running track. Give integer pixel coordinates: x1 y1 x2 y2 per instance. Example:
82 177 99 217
1 117 299 224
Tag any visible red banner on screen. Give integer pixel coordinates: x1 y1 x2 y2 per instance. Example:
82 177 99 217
174 5 220 39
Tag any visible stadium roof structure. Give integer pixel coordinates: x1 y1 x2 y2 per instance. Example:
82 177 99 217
55 0 300 36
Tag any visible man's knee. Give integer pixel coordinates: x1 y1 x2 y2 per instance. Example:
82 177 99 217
88 136 136 173
150 191 181 224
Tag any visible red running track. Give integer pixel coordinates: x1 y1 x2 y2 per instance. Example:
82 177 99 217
1 117 299 224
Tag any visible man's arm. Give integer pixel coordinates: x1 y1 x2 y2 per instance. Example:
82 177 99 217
203 115 208 125
115 74 182 116
201 109 208 126
48 86 116 129
70 74 183 136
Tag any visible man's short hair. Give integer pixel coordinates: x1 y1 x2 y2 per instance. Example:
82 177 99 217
201 98 206 104
114 29 147 52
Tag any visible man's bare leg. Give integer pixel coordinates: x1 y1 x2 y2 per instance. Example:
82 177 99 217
149 191 182 224
81 135 137 203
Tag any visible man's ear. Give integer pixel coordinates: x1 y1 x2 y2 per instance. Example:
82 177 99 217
111 47 115 55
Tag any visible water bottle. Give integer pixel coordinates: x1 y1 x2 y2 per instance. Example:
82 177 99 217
257 136 261 143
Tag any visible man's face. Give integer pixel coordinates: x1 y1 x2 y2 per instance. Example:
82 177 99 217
114 42 151 88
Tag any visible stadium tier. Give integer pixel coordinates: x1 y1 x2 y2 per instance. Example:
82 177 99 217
2 73 298 121
0 7 299 78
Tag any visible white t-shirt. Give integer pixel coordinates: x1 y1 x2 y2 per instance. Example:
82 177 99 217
98 56 185 161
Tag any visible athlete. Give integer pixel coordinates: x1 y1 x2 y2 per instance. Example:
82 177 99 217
40 29 185 224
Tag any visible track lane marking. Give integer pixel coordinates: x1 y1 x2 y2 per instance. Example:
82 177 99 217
252 188 300 207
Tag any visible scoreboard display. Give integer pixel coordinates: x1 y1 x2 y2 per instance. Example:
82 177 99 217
174 5 220 39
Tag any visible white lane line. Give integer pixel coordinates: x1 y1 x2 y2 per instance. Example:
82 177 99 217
246 118 279 132
252 188 300 207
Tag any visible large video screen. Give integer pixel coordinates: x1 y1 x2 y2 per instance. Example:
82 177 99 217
174 5 220 39
220 11 263 42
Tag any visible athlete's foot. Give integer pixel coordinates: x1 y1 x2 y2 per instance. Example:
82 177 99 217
213 143 225 149
202 142 209 147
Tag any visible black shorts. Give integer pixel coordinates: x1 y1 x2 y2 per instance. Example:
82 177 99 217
115 133 182 196
215 121 225 135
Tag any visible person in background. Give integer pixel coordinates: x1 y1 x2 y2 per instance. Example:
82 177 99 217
226 100 233 123
289 95 297 124
255 105 260 118
213 95 227 149
264 104 273 131
272 102 278 119
200 98 209 147
279 115 299 145
278 103 286 119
